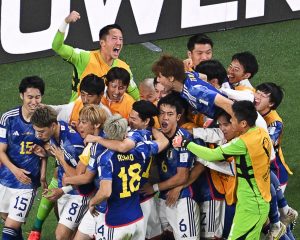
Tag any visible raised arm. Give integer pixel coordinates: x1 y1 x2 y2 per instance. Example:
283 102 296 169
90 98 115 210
52 11 89 66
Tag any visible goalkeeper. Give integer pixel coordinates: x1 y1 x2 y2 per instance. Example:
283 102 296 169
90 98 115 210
173 100 272 240
52 11 139 102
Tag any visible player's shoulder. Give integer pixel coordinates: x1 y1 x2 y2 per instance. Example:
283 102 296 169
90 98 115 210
98 148 115 167
123 93 135 104
185 71 200 82
0 107 20 126
176 127 192 139
115 58 130 69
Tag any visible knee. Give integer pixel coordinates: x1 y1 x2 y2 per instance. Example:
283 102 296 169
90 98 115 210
55 227 67 240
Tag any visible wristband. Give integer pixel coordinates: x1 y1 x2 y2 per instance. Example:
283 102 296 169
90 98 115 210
152 183 159 192
59 20 68 33
61 185 73 194
182 138 191 148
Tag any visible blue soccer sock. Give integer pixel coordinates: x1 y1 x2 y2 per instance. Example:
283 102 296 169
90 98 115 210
2 227 18 240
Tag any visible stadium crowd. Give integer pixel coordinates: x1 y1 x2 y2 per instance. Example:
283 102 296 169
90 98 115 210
0 10 298 240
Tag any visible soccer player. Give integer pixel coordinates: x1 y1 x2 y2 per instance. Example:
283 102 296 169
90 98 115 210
28 76 110 240
142 92 200 240
52 11 139 102
195 60 227 89
153 77 169 101
226 51 258 92
173 101 272 239
184 33 213 71
0 76 45 240
59 105 108 240
88 114 168 240
152 54 233 118
30 106 93 240
254 82 292 190
101 67 135 119
84 100 164 239
139 78 157 103
51 74 111 126
170 110 236 239
254 83 298 238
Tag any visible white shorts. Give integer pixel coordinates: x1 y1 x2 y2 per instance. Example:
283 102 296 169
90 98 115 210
96 218 144 240
0 184 36 223
141 197 162 238
199 199 225 239
95 211 108 240
78 209 97 238
57 194 89 230
158 197 200 240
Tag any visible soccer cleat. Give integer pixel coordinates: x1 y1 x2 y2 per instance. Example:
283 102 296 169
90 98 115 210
280 207 298 227
265 222 286 240
27 230 41 240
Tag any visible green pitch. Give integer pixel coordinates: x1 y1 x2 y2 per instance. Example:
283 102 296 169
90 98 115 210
0 19 299 239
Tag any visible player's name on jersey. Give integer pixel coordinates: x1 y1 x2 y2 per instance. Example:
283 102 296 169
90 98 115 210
117 153 135 162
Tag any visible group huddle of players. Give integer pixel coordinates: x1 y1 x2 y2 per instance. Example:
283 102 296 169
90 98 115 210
0 10 298 240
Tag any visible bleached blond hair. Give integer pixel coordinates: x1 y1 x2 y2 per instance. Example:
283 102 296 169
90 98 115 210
103 114 128 140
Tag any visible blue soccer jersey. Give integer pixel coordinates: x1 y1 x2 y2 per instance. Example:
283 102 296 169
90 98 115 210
87 141 108 214
98 140 159 227
0 107 43 189
155 128 194 200
267 119 289 184
180 71 224 118
52 121 94 195
128 128 155 201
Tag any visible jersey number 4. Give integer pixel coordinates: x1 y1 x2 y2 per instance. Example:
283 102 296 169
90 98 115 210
118 163 141 198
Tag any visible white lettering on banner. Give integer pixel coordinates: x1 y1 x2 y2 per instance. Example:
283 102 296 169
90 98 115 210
286 0 300 11
130 0 164 34
246 0 265 18
85 0 122 42
181 0 238 28
1 0 70 54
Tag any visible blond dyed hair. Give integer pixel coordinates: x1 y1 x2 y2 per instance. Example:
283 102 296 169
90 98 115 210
79 104 108 127
103 114 128 141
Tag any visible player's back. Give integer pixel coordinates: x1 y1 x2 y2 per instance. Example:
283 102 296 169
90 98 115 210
181 71 223 118
104 141 158 227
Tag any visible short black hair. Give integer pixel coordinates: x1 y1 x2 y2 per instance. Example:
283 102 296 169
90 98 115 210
256 82 284 110
80 74 105 96
153 77 159 87
157 92 185 115
216 110 231 123
187 33 213 51
232 101 257 127
99 24 123 40
19 76 45 95
132 100 159 127
105 67 130 87
195 60 227 86
231 51 258 79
